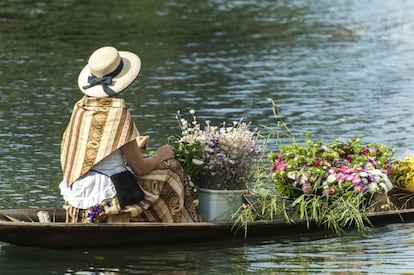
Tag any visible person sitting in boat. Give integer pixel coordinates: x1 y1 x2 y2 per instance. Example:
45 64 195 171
59 46 197 223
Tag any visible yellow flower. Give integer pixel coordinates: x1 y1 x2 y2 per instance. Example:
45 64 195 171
390 157 414 192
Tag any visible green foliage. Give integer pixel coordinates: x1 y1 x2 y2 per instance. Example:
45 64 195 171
171 139 204 179
233 99 396 235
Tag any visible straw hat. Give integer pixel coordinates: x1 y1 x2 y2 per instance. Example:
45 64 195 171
78 46 141 97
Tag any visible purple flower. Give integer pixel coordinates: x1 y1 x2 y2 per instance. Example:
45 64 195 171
364 161 375 170
87 201 111 223
209 138 220 150
87 205 101 223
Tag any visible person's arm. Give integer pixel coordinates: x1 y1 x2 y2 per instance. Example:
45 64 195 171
122 138 174 176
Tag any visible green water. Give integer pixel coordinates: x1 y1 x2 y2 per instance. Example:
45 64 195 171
1 0 414 273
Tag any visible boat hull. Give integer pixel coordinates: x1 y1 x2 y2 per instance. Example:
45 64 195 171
0 208 414 249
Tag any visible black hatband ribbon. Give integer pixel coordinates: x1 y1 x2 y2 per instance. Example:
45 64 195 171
82 59 124 97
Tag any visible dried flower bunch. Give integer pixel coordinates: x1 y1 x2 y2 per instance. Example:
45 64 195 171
171 110 260 190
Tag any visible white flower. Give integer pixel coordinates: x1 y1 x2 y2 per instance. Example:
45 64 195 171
327 174 336 183
368 169 382 176
180 118 188 129
380 178 393 192
287 171 297 180
192 159 204 165
367 182 378 193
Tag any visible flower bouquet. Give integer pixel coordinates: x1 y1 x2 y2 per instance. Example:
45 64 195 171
171 110 260 191
236 136 396 233
170 110 261 221
389 156 414 192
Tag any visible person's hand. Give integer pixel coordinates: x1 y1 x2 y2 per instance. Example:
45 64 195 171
155 145 174 161
136 136 149 150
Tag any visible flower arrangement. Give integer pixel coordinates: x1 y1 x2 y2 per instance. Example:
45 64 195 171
235 136 396 234
231 100 400 234
270 137 394 199
171 110 260 190
389 156 414 192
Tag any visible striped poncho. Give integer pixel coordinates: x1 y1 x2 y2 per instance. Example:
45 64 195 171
61 96 139 186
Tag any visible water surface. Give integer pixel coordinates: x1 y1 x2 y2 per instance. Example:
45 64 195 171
1 0 414 273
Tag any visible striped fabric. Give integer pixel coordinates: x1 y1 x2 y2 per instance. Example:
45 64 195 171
61 96 139 186
134 159 197 223
64 159 198 223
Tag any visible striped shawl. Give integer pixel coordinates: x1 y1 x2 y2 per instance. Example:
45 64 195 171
61 96 139 186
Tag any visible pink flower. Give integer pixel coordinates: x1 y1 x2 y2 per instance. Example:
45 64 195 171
322 186 336 196
323 161 331 168
300 174 308 185
345 174 354 182
271 154 286 173
352 176 361 184
302 183 312 194
385 162 393 175
353 184 367 193
367 156 376 165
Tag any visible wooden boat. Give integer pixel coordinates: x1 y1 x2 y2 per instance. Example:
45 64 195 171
1 189 413 249
0 207 413 249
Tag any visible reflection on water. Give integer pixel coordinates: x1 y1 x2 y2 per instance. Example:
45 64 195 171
246 223 414 273
0 222 413 274
1 0 414 273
